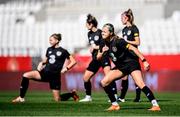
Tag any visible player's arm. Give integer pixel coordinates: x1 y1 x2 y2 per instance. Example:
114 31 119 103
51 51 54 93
127 44 150 71
61 55 77 73
125 26 140 46
96 45 109 60
126 37 140 46
89 43 99 53
91 43 99 50
37 57 48 71
66 55 77 70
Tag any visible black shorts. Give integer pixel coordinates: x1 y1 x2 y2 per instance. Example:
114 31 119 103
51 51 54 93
114 60 141 76
87 58 110 73
38 69 61 90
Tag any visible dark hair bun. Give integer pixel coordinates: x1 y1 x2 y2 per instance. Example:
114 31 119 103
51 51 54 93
86 13 98 27
51 33 62 41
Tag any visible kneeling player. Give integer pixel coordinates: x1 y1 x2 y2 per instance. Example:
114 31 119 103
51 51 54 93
12 33 79 102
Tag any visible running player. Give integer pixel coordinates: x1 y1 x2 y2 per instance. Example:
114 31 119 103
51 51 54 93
12 33 79 102
97 23 161 111
118 9 141 102
79 14 117 102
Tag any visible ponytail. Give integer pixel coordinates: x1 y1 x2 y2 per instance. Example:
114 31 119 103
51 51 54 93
123 9 134 25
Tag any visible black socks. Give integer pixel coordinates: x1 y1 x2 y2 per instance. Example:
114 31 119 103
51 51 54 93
109 81 117 95
142 86 155 102
20 77 29 98
120 79 128 99
103 85 116 102
135 84 141 100
84 81 91 95
60 93 73 101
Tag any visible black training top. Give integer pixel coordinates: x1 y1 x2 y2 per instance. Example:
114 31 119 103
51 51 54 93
44 46 70 73
122 24 139 48
107 36 138 66
87 29 105 59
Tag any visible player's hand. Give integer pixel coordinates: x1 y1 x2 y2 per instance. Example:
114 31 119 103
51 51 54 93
89 44 99 53
102 46 109 52
97 52 102 60
143 61 150 71
89 47 94 53
37 62 44 71
123 36 128 42
61 67 68 74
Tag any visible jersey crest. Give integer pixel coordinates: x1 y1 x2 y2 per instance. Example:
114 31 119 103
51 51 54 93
94 35 99 41
112 46 117 52
56 51 62 56
127 30 131 35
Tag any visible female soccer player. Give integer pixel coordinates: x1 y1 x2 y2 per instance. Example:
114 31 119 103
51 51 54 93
118 9 141 102
79 14 117 102
97 23 161 111
12 33 79 102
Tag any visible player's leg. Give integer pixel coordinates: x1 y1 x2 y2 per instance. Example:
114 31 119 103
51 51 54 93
101 69 123 111
12 70 41 103
118 76 128 102
134 83 141 102
49 76 61 102
52 90 60 101
79 70 94 102
51 78 79 102
103 66 118 101
60 90 79 102
79 60 100 102
131 70 161 111
20 70 41 97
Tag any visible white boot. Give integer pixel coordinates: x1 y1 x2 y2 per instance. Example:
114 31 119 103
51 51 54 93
12 96 25 103
79 95 92 102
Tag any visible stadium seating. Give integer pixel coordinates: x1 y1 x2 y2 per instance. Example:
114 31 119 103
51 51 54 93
139 18 180 55
0 0 179 57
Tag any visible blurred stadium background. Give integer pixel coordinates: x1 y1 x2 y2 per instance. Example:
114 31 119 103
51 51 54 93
0 0 180 92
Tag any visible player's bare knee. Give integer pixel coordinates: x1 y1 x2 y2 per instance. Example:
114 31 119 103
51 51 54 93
54 98 60 102
100 80 105 87
83 76 90 82
122 77 128 80
136 81 145 89
101 79 108 87
54 97 60 102
23 72 29 78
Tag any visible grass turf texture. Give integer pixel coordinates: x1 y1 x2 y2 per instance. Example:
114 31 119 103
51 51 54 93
0 91 180 116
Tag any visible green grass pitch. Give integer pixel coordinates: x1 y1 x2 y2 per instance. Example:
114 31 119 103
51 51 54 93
0 91 180 116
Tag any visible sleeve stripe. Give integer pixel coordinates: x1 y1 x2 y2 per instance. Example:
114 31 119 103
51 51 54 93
134 33 139 36
126 44 130 49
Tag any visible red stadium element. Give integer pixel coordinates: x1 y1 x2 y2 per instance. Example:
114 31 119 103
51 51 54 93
0 55 180 92
0 57 32 72
145 55 180 71
72 55 180 72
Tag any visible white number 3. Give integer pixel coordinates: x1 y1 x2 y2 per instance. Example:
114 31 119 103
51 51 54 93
49 55 56 64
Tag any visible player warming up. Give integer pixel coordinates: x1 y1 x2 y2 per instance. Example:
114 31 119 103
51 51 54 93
118 8 142 102
12 33 79 103
79 14 117 102
97 23 161 111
